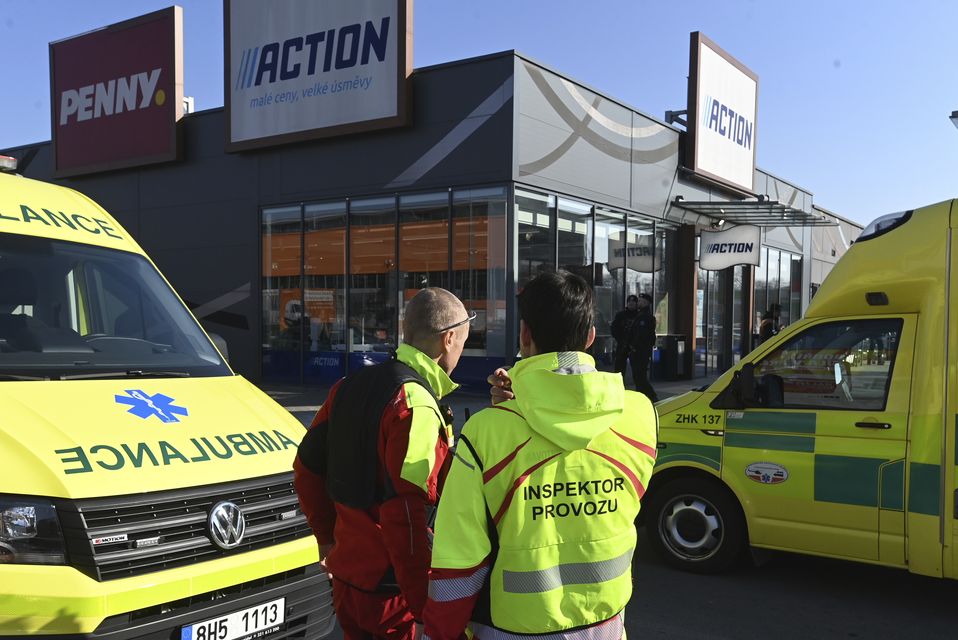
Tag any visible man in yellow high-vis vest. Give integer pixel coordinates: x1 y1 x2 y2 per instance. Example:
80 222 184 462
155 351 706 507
424 271 658 640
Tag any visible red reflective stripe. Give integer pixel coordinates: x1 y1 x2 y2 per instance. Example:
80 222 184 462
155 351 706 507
489 405 524 419
610 428 657 460
492 454 561 525
483 438 531 484
587 449 646 498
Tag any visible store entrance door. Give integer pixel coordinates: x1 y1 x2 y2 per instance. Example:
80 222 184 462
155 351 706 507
695 265 750 378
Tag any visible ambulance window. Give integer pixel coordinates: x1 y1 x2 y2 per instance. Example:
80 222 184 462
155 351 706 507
0 235 229 379
754 318 902 411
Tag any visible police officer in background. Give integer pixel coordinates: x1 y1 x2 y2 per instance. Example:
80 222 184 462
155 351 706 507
611 292 657 402
424 271 658 640
294 288 473 640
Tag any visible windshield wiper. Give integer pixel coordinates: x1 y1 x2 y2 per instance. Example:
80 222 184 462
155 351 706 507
59 370 192 380
0 373 48 381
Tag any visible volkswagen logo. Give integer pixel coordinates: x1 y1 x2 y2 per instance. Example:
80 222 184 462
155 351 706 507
208 501 246 550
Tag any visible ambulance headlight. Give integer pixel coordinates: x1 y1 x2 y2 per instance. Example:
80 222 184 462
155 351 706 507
0 498 66 565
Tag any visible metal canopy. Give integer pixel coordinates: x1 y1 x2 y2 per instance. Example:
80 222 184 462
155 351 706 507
670 196 835 227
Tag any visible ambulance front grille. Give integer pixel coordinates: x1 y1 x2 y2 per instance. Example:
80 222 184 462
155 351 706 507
59 472 313 581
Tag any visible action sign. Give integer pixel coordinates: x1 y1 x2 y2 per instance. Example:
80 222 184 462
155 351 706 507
50 7 183 177
226 0 411 151
687 32 758 195
699 225 761 271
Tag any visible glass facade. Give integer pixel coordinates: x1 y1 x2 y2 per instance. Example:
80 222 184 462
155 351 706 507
261 183 797 386
753 246 803 346
452 187 508 362
304 201 347 382
261 186 509 385
516 189 556 289
514 187 679 374
695 243 805 376
261 205 303 382
593 208 627 368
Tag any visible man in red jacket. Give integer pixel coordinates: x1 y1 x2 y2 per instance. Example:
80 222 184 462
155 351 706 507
294 288 473 640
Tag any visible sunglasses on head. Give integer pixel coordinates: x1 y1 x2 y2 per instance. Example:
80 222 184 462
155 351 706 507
435 311 477 333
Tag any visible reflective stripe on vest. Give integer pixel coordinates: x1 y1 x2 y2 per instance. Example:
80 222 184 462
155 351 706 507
469 612 624 640
501 549 633 594
428 566 491 602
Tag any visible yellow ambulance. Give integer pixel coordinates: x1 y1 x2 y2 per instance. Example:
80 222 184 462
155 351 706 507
646 199 958 579
0 163 333 637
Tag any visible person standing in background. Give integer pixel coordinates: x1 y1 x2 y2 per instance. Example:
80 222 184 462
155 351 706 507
611 293 657 402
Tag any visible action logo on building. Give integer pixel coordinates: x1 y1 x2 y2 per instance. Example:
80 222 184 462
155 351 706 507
687 32 758 195
699 224 761 271
226 0 411 151
50 7 184 177
609 229 662 273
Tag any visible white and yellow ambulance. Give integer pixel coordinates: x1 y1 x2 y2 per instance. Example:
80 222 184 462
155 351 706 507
0 162 333 637
646 199 958 579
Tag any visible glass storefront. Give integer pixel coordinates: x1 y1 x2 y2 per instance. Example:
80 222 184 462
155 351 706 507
753 246 803 346
261 186 509 385
516 189 556 289
593 208 627 368
451 187 508 381
261 205 303 383
261 184 682 385
695 244 805 377
348 196 398 370
452 187 508 353
515 187 679 375
304 200 347 382
263 186 808 386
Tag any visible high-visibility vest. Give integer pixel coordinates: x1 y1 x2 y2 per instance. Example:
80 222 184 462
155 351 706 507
436 354 657 636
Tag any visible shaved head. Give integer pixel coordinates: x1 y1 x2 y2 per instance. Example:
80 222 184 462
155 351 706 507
403 288 468 355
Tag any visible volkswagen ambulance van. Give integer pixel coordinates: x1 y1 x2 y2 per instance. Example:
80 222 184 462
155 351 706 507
0 165 334 637
646 199 958 580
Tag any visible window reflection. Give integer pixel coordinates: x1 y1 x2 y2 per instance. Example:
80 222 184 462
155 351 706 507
516 188 555 288
755 318 901 411
453 187 507 356
262 205 303 381
593 208 626 369
349 197 397 364
399 192 450 345
654 225 679 336
304 201 347 381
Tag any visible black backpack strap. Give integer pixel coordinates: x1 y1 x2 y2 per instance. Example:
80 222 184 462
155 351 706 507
325 357 451 509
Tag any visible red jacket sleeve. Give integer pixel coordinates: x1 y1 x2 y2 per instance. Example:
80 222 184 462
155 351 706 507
293 382 342 547
378 386 451 619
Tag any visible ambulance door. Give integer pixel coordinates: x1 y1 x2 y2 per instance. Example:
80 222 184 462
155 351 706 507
721 315 913 563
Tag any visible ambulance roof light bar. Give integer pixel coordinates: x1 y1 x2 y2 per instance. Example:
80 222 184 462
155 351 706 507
0 155 16 173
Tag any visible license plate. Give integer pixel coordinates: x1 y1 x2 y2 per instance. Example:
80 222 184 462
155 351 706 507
180 597 285 640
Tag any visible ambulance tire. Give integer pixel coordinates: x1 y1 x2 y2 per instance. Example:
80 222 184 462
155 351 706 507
645 477 745 574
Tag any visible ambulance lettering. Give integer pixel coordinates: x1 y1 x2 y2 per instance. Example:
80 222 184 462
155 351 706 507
54 430 299 474
59 68 164 126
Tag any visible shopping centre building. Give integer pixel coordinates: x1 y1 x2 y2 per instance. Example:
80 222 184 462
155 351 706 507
2 5 862 387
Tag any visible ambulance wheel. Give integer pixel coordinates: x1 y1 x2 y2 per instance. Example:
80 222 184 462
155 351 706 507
645 477 745 573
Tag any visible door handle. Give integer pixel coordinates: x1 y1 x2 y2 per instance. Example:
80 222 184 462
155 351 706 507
855 421 891 430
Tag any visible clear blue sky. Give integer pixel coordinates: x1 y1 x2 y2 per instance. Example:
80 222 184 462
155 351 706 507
2 0 957 225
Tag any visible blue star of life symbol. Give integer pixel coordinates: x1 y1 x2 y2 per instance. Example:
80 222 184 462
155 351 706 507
115 389 189 423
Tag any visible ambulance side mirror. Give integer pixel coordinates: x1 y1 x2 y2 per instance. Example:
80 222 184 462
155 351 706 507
712 362 757 410
737 362 757 405
209 332 230 363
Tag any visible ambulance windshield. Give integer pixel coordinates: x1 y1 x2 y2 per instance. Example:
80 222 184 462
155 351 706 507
0 234 230 380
